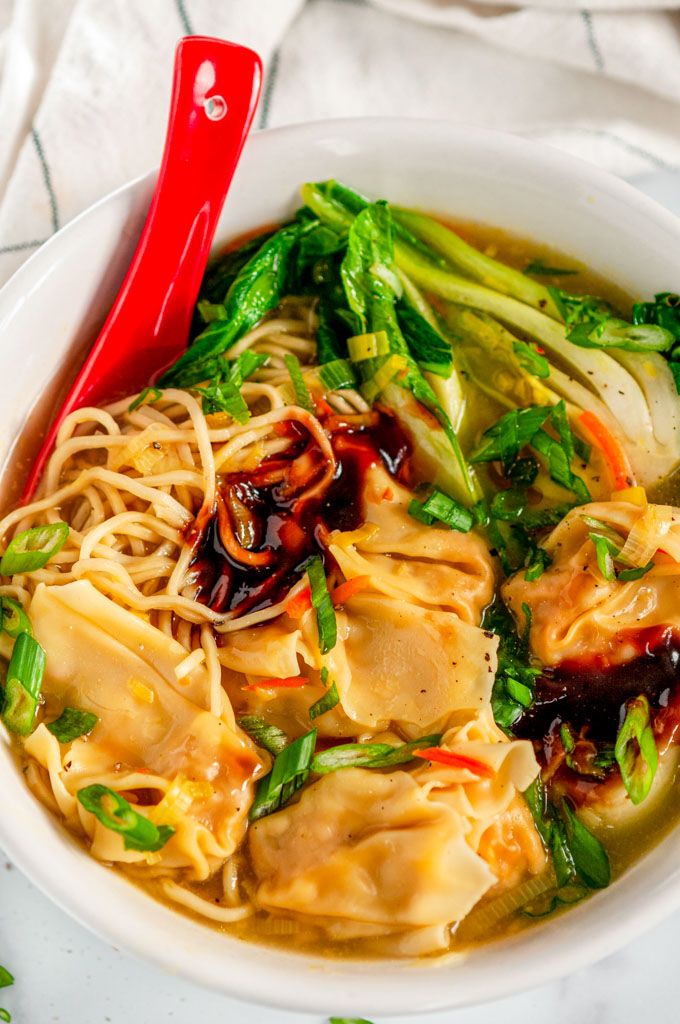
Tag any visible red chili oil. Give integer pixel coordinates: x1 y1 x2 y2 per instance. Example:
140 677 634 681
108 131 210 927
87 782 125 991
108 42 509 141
188 407 411 619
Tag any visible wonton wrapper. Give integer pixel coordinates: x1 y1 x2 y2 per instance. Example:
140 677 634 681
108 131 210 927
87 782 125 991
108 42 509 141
25 581 263 879
503 501 680 666
219 594 498 735
219 464 498 735
328 463 495 623
249 710 542 954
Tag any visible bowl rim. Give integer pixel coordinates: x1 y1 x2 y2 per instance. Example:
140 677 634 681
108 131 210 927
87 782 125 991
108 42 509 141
2 115 680 1015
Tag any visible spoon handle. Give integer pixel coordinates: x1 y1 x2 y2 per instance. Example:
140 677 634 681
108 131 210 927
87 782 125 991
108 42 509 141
22 37 261 502
76 37 262 406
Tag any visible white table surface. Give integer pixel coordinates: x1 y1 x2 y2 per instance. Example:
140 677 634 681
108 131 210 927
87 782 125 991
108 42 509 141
0 167 678 1024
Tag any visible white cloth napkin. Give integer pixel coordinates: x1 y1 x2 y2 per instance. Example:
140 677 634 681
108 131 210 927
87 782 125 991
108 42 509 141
0 0 678 287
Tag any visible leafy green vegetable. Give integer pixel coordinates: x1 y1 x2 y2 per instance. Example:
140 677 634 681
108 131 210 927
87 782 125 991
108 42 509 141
471 401 589 504
77 784 174 852
249 729 317 821
238 715 289 756
318 358 357 391
396 298 452 377
408 487 474 532
311 734 442 774
512 340 550 379
47 707 98 743
393 207 555 314
199 229 276 306
2 632 45 736
484 601 540 731
191 350 269 423
470 406 552 468
615 695 658 805
161 224 301 387
0 521 69 576
306 556 337 654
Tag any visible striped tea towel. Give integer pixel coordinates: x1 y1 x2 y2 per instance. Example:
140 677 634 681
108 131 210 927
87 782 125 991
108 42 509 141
0 0 679 287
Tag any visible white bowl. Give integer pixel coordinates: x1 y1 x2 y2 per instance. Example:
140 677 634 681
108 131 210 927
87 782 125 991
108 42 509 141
1 118 679 1016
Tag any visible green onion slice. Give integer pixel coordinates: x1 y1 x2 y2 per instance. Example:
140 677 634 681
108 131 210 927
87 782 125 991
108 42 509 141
0 597 31 638
319 358 357 392
306 555 337 654
309 681 340 720
1 632 45 736
408 488 473 532
560 799 611 889
615 695 658 805
128 386 163 412
347 331 389 362
0 521 69 576
0 967 13 989
238 714 288 756
284 353 315 413
249 728 317 821
77 784 175 852
47 707 98 744
311 734 442 774
0 1007 10 1022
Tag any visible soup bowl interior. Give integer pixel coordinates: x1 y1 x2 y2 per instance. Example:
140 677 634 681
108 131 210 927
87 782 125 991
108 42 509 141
0 119 679 1015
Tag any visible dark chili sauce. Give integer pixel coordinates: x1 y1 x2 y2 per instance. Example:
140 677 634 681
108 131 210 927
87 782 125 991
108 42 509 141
186 406 411 621
514 626 680 793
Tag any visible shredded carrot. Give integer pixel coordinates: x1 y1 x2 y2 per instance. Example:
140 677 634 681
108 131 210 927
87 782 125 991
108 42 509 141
578 410 634 491
285 587 312 619
331 575 372 607
245 676 307 691
380 486 394 502
413 747 494 777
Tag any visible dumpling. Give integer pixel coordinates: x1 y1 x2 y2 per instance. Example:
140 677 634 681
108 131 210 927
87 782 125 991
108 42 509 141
502 500 680 667
249 709 542 955
25 580 264 879
328 462 495 624
314 593 499 732
218 592 498 736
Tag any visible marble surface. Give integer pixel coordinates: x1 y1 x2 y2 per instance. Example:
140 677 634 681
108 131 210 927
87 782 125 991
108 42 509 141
0 167 678 1024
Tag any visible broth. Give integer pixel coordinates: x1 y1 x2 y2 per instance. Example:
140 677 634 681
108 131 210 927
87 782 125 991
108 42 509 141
10 215 680 961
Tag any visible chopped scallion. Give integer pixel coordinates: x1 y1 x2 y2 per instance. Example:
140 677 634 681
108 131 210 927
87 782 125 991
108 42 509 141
309 681 340 720
284 353 315 413
1 632 45 736
47 707 98 744
77 784 175 852
0 521 69 576
311 734 441 774
0 967 13 989
238 715 288 756
0 597 31 638
615 695 658 805
306 555 337 654
249 728 317 821
347 331 389 362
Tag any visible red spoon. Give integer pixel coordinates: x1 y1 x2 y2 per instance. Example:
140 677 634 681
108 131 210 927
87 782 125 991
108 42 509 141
22 36 262 502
